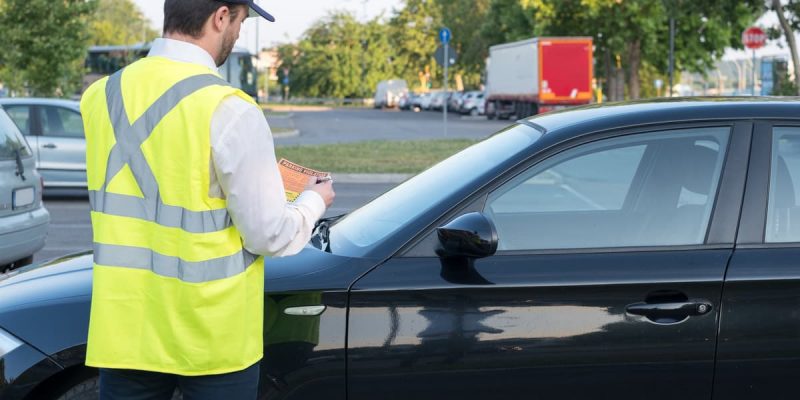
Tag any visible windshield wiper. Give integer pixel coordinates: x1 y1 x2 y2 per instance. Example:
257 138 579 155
14 147 25 181
311 214 346 252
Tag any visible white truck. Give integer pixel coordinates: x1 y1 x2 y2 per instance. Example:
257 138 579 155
373 79 408 109
485 37 593 119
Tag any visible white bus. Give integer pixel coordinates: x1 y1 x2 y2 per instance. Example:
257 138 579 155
85 43 258 100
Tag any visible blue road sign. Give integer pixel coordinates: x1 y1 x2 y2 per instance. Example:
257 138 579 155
439 27 452 44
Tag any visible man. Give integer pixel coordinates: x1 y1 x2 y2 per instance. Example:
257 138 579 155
80 1 335 398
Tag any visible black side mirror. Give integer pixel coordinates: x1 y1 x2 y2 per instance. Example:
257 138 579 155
436 212 498 259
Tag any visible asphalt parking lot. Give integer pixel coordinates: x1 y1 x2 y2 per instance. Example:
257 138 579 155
271 106 509 145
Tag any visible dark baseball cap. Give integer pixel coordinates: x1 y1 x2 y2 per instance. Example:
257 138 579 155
227 0 275 22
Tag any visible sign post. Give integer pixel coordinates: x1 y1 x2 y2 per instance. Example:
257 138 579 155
439 27 452 137
742 26 766 96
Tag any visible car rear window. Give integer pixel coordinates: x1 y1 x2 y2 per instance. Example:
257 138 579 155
0 109 32 160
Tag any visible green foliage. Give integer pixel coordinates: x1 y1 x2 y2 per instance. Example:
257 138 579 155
388 0 441 90
276 139 476 173
768 0 800 95
279 12 396 98
438 0 492 88
89 0 158 46
271 0 764 100
480 0 762 99
0 0 97 97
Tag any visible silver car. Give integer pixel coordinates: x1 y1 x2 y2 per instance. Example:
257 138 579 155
0 98 86 189
0 107 49 270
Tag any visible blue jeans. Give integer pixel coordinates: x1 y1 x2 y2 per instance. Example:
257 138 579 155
99 362 260 400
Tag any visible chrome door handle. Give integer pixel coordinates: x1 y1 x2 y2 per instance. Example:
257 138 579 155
626 299 712 324
42 143 56 149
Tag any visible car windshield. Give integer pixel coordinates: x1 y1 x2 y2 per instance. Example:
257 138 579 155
329 124 543 257
0 109 31 160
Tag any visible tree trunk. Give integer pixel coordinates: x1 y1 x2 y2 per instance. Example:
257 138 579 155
605 51 625 102
774 0 800 96
627 39 642 100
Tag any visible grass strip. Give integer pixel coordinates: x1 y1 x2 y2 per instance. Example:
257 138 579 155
275 139 477 174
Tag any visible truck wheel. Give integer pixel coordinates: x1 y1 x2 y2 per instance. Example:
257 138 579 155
57 376 183 400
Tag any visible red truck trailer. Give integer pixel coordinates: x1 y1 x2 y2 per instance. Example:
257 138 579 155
485 37 593 119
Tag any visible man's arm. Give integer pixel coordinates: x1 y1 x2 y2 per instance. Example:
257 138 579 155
210 96 334 257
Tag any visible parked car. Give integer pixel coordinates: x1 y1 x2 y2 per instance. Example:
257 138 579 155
460 91 486 116
6 99 800 399
398 93 419 111
0 99 86 189
430 91 452 111
419 92 436 110
0 107 49 272
448 91 465 112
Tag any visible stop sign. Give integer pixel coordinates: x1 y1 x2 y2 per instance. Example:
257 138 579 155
743 27 766 50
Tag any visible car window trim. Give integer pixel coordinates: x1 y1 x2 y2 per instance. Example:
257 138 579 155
40 105 83 138
30 105 42 136
398 120 746 258
3 104 37 137
707 121 752 244
738 120 800 246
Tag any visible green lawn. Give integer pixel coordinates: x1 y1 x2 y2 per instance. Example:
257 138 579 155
275 139 477 173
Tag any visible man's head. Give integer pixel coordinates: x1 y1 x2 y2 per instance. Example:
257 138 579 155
163 0 248 67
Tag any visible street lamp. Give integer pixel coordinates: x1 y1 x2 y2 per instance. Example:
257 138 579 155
662 0 680 97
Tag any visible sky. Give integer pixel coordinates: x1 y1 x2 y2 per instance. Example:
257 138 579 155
132 0 403 52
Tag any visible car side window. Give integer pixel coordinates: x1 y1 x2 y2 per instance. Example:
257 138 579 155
766 127 800 243
40 106 84 138
3 105 32 136
485 127 730 251
0 110 32 160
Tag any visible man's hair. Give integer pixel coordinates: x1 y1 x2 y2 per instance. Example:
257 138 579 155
163 0 245 38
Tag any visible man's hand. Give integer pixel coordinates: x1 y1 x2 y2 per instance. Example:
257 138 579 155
305 176 335 208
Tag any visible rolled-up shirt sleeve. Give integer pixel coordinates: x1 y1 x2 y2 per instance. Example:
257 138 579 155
210 96 326 257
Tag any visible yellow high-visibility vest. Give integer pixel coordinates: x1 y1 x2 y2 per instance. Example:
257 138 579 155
81 56 264 376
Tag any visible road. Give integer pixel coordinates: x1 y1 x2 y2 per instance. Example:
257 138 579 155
35 182 396 263
272 107 509 146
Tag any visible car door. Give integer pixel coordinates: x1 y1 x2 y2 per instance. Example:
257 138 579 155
36 104 86 187
2 105 40 165
347 123 750 400
713 121 800 399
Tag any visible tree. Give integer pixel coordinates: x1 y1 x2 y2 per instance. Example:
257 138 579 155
482 0 763 100
0 0 97 97
769 0 800 95
280 12 396 98
90 0 158 46
437 0 492 89
389 0 442 90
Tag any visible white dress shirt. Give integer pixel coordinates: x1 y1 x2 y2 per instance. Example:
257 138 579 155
147 38 326 257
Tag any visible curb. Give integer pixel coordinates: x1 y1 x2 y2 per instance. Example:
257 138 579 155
330 173 412 184
265 112 295 119
272 129 300 138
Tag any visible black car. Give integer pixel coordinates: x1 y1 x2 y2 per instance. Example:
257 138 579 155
3 98 800 400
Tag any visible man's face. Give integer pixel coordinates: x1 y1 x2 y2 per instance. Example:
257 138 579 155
216 6 247 67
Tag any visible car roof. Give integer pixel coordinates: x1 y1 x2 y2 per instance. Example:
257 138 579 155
527 97 800 135
0 98 80 110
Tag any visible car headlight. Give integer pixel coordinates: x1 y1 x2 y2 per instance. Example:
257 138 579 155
0 326 23 358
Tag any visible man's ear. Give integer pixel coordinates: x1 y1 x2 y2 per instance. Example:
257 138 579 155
210 6 231 33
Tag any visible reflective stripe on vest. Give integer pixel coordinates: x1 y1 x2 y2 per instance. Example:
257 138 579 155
92 69 255 282
93 242 258 283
